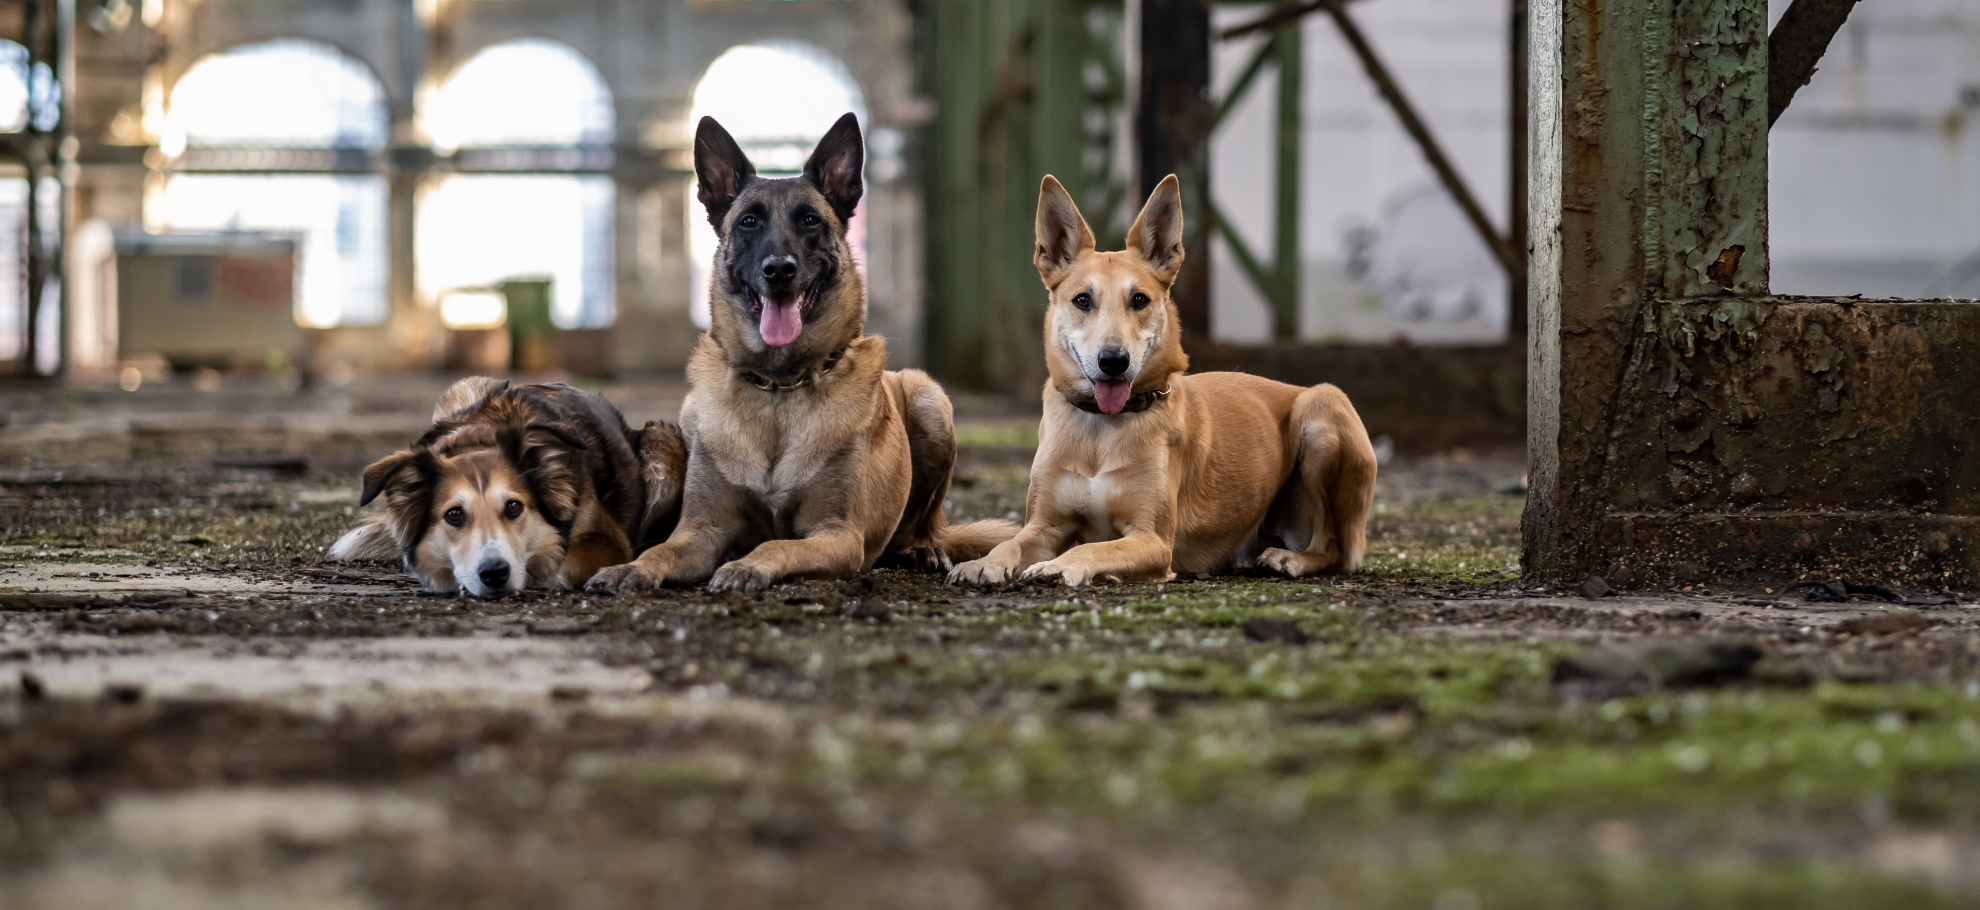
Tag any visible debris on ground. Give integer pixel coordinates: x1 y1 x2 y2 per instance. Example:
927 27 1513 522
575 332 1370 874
1242 616 1312 643
1577 575 1616 599
1553 639 1764 694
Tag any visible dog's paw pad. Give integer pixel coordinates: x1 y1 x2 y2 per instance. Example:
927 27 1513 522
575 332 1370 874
946 559 1009 586
1020 562 1088 587
910 546 952 573
708 563 774 594
1256 548 1320 578
586 564 660 594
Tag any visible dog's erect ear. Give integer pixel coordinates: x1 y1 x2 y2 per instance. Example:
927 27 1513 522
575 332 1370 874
803 112 864 223
1126 173 1186 285
360 448 426 507
1034 175 1096 288
696 116 757 229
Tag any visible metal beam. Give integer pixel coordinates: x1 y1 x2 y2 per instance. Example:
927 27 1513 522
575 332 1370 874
1767 0 1862 127
1213 32 1277 130
1138 0 1214 340
1323 0 1516 277
1270 11 1301 339
1508 0 1529 336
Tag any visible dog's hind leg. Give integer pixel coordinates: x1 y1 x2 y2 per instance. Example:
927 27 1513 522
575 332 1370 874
880 369 962 571
634 420 689 551
1255 383 1377 577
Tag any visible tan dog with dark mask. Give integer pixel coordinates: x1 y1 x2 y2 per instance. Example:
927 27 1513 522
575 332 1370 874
586 113 1014 594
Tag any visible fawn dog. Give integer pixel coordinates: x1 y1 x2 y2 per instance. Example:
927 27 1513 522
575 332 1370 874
586 113 1014 594
948 175 1377 587
332 377 687 597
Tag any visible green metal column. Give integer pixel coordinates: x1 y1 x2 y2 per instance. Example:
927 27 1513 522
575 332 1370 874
1270 12 1302 340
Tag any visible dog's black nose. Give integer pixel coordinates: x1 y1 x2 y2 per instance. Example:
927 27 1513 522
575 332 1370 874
761 255 798 284
1097 348 1131 378
478 562 510 592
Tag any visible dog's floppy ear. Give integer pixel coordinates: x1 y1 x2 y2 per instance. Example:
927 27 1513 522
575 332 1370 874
515 424 585 526
696 116 756 229
1126 173 1186 286
803 112 864 223
360 448 426 507
360 448 438 551
1034 175 1096 289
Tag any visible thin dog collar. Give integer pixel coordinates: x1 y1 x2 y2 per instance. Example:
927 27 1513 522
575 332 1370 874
739 346 848 393
1072 386 1171 415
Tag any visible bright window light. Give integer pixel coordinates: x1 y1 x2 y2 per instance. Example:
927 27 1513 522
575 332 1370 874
155 41 389 328
419 174 614 328
417 39 616 329
162 174 387 328
0 41 59 133
424 39 612 151
165 40 386 150
440 290 508 329
686 42 867 328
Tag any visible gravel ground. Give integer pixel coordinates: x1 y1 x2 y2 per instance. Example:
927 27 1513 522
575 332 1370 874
2 374 1976 909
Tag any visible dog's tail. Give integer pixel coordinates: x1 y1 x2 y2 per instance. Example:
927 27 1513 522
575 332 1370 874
329 514 398 562
935 518 1020 562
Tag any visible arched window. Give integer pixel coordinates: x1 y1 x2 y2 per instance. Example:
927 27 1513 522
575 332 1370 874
157 40 389 328
687 42 866 327
418 39 615 329
0 39 61 367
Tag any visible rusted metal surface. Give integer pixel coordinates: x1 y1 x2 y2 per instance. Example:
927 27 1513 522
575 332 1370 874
1530 0 1979 586
1595 298 1980 586
1649 0 1769 298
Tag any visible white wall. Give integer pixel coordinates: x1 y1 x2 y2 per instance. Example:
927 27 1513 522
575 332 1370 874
1768 0 1980 298
1209 0 1514 345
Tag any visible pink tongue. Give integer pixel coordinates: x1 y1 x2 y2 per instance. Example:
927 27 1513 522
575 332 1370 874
759 295 803 347
1094 380 1132 415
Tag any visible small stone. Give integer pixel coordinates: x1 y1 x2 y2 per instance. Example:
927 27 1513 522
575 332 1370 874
103 683 145 704
19 671 44 701
1577 576 1615 599
1242 617 1311 644
1833 612 1931 636
549 685 592 701
527 618 586 636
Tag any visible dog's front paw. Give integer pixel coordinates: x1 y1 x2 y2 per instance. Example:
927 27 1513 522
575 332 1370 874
708 561 776 594
1255 547 1327 578
906 545 952 573
586 562 667 594
947 557 1016 586
1019 559 1121 588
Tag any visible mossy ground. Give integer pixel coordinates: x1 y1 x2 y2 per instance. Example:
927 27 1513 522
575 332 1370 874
1 444 1975 908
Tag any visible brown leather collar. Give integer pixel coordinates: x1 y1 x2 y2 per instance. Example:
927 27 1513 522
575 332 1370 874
1071 386 1171 415
739 346 848 393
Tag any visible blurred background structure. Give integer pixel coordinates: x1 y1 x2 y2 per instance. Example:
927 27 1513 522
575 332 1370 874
0 0 1975 448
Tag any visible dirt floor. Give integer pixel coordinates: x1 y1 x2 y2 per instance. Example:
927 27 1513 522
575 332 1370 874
4 374 1980 909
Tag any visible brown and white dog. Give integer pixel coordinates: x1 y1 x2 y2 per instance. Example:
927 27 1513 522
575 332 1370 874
585 113 1015 595
331 377 686 597
948 175 1378 587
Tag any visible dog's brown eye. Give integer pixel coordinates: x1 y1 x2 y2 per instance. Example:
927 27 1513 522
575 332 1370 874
738 214 759 229
1072 292 1093 311
504 499 524 520
444 507 465 527
1131 292 1151 310
801 212 821 227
